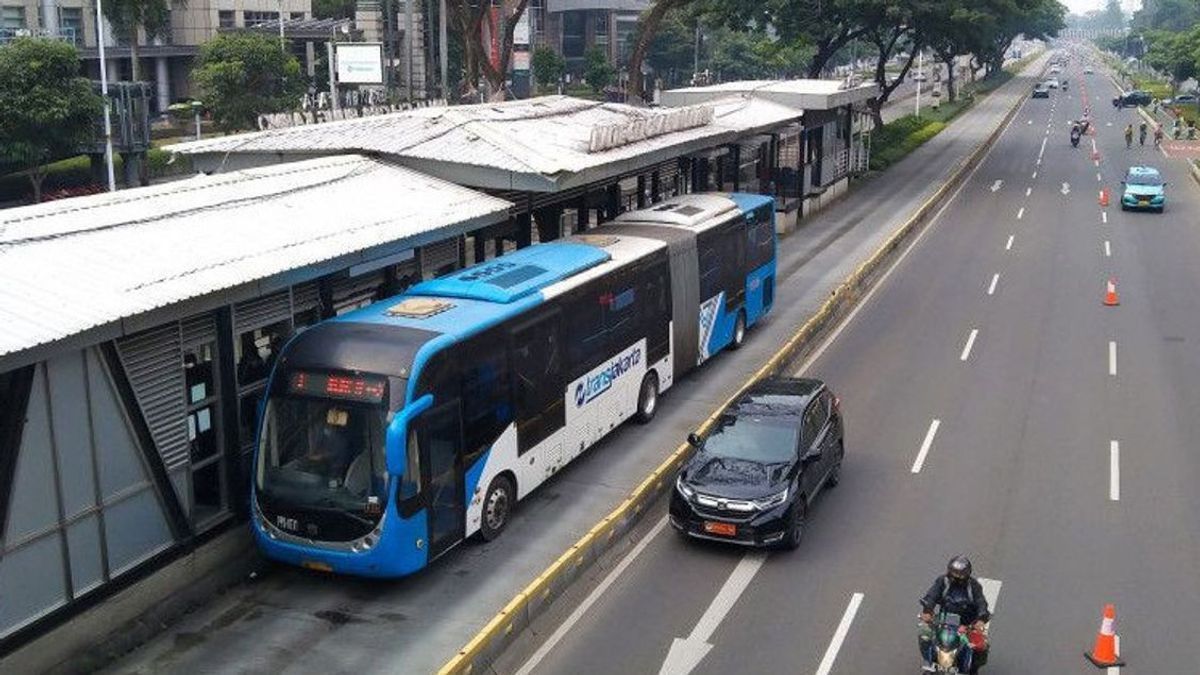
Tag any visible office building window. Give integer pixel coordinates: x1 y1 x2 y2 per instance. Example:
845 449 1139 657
290 11 304 20
242 10 279 26
1 5 26 29
59 7 82 45
593 11 608 46
561 10 584 58
218 10 235 28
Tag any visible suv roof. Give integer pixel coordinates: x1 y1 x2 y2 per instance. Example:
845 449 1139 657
733 377 825 419
1126 166 1161 178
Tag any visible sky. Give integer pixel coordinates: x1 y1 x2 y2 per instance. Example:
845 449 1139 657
1061 0 1142 15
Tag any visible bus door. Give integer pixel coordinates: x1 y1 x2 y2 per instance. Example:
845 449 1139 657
416 400 465 558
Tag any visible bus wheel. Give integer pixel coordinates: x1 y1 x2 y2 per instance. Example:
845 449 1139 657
480 475 515 542
730 311 747 350
635 372 659 424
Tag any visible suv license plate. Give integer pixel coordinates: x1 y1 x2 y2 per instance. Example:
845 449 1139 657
704 521 737 537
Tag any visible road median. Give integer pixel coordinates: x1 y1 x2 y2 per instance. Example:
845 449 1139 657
438 58 1045 675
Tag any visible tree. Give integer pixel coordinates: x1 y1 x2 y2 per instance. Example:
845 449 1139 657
0 38 103 202
192 33 304 133
861 0 921 129
531 46 565 91
102 0 178 82
627 0 694 102
584 46 616 92
1101 0 1125 30
445 0 531 101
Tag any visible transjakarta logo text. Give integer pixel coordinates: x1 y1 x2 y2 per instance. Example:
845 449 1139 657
575 348 642 407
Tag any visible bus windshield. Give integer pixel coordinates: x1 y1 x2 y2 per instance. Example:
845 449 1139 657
256 396 388 516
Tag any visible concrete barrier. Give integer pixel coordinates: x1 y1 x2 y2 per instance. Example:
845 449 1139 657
437 62 1042 675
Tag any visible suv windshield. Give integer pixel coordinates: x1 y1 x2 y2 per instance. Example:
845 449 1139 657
1127 173 1163 186
704 415 799 464
256 395 388 514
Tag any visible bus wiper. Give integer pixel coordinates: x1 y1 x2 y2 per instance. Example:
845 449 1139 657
307 501 376 529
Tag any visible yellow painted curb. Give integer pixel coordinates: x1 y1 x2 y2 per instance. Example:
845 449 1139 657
438 67 1037 675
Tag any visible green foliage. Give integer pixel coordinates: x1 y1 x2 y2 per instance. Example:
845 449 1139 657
0 37 103 202
102 0 173 45
1132 0 1200 33
0 148 193 204
312 0 357 20
584 46 615 92
532 46 566 89
193 33 304 133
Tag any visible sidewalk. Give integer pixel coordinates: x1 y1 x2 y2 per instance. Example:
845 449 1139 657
82 54 1050 675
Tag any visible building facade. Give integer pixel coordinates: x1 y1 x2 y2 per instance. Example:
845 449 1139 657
533 0 647 77
0 0 312 114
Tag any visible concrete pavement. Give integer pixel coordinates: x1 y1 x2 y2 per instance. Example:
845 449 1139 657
500 55 1200 674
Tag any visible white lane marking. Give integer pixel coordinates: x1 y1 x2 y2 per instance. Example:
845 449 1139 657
1017 207 1024 220
1109 341 1117 376
1097 172 1102 182
979 578 1003 613
990 179 1003 192
1027 119 1032 125
814 592 865 675
1095 159 1100 167
960 329 979 361
911 419 941 474
1025 186 1032 197
1104 240 1111 257
794 93 1025 376
1061 182 1070 195
1006 234 1015 250
987 273 999 295
1032 171 1037 179
658 552 768 675
1102 211 1108 224
516 517 670 675
1091 137 1098 153
1110 440 1120 502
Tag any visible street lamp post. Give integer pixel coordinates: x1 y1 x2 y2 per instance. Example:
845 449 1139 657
191 100 203 140
94 0 116 191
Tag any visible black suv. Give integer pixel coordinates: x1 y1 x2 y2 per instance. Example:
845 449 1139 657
1113 90 1152 107
670 377 844 550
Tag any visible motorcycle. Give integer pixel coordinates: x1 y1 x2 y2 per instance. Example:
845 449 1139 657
1070 129 1081 147
920 612 986 673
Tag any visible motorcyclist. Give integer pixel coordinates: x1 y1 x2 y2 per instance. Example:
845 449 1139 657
919 556 991 673
1070 122 1082 147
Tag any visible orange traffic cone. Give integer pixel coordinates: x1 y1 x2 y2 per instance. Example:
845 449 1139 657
1085 603 1125 667
1104 277 1120 306
1099 188 1110 207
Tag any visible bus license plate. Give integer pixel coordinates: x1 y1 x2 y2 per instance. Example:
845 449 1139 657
704 521 737 537
301 560 333 573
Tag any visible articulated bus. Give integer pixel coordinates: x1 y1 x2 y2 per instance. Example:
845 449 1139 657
252 193 777 576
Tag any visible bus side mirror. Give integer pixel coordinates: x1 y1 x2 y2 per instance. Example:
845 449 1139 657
687 432 701 448
386 394 433 477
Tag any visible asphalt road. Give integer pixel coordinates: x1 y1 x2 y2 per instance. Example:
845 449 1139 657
101 53 1047 675
501 49 1200 674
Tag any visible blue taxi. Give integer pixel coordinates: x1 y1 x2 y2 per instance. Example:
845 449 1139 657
1120 166 1166 212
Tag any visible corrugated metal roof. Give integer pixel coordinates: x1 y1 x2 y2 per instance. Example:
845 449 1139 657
0 155 512 364
661 79 880 111
166 95 803 192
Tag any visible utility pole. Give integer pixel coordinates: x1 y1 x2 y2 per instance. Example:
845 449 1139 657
94 0 116 191
382 0 395 100
915 50 922 117
439 0 448 100
277 0 286 51
405 0 415 103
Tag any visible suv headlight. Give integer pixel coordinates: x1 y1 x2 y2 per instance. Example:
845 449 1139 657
676 475 695 500
754 488 789 511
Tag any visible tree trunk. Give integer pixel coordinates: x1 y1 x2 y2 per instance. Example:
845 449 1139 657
477 0 530 101
28 165 46 203
807 27 868 79
130 26 141 82
943 55 955 102
626 0 685 104
869 28 917 130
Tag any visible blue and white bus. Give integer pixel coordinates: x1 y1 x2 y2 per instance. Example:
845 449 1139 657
252 193 777 576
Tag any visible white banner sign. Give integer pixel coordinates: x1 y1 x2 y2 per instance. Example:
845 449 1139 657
336 43 384 84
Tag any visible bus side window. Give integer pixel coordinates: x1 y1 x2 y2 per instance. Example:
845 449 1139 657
606 269 639 353
565 284 606 378
511 313 565 454
698 242 722 302
461 329 512 461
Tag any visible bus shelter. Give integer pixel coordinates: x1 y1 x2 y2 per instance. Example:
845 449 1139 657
0 155 511 667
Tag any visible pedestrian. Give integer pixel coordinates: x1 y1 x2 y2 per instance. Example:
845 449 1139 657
1139 121 1148 146
1124 124 1134 148
1154 125 1164 147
